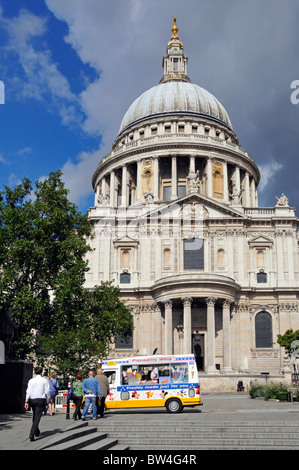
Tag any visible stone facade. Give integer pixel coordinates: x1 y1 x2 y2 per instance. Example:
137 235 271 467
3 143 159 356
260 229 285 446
85 18 299 391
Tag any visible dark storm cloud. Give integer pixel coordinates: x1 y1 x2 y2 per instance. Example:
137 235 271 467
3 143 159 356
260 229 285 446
46 0 299 211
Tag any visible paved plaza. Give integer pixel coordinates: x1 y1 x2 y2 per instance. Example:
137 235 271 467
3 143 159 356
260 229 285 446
1 393 299 451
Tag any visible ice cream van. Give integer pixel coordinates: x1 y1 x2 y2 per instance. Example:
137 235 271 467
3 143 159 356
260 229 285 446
101 354 202 413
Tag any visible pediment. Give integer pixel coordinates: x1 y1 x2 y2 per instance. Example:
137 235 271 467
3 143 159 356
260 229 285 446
113 235 139 246
139 192 246 220
248 235 274 246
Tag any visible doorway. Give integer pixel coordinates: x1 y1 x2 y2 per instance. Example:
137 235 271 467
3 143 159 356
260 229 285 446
192 333 204 371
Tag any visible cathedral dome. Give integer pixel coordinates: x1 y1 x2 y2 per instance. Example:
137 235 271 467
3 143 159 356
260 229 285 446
119 81 233 134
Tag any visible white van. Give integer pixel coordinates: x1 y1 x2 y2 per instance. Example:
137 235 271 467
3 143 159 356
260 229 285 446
101 354 202 413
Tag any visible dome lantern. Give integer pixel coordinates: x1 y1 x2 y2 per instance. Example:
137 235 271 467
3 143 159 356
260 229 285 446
160 16 190 84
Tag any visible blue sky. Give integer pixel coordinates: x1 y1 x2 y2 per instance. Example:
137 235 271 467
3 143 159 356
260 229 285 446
0 0 299 214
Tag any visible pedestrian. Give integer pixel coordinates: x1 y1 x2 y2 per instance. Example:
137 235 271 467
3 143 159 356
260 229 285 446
95 367 110 418
81 371 101 420
71 373 84 420
24 366 52 442
48 372 59 415
237 379 244 392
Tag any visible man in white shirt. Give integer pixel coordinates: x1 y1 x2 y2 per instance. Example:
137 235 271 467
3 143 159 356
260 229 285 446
150 366 159 381
25 366 52 441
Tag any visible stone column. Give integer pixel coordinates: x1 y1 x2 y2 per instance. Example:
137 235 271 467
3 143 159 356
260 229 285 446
110 170 116 207
234 166 241 193
223 161 229 201
102 177 107 198
121 165 128 207
222 299 233 372
135 160 142 203
250 178 256 207
164 299 173 354
206 158 213 198
152 303 162 355
182 297 193 354
245 172 250 207
171 156 177 200
153 157 160 201
206 297 217 373
189 155 195 174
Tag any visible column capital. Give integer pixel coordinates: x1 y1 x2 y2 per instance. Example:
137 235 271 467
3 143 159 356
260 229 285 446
163 299 173 308
181 297 193 307
223 299 234 309
206 297 217 307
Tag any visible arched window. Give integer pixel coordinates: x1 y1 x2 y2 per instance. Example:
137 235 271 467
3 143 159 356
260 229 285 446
120 272 131 284
255 311 273 348
257 271 267 283
163 248 171 267
217 248 224 266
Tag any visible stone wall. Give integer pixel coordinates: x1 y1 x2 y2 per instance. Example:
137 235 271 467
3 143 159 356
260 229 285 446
198 373 290 393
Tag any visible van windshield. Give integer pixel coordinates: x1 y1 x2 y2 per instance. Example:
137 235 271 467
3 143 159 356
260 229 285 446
121 362 189 385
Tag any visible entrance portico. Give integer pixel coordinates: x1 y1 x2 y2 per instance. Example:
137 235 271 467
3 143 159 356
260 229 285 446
153 273 240 373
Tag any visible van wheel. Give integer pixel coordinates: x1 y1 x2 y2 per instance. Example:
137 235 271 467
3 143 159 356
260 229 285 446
165 398 183 413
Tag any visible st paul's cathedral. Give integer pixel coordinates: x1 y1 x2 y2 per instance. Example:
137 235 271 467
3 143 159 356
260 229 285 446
85 18 299 390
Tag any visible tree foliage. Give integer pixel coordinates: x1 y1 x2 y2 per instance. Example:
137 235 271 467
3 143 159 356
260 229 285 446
277 329 299 356
0 171 133 373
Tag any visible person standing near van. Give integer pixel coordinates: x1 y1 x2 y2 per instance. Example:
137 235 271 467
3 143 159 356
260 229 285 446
95 367 110 417
48 372 59 415
72 373 84 420
24 366 52 441
81 371 101 420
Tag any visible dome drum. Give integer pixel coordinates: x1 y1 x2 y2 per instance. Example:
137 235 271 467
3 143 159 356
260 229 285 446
93 150 259 210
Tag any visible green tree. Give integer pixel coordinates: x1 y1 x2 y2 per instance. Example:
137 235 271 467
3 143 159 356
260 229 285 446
277 329 299 356
0 171 133 368
37 282 134 379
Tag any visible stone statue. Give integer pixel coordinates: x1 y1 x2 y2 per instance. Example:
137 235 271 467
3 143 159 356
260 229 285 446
97 193 109 205
275 193 289 207
230 184 242 205
143 191 154 204
187 170 199 194
0 300 19 361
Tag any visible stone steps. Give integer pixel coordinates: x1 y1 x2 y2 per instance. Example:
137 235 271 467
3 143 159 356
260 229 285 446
38 419 299 450
38 421 129 451
97 420 299 450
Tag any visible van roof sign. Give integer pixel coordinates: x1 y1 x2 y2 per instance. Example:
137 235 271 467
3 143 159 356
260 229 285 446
102 354 195 366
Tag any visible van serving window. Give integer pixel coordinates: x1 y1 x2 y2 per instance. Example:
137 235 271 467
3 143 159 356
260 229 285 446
121 362 189 386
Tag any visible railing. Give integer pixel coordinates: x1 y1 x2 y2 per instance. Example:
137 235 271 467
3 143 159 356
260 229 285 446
110 133 255 163
244 208 275 216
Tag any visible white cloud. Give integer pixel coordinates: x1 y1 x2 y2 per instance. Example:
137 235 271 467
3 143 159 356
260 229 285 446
8 173 22 187
15 147 33 156
60 148 103 206
0 6 83 127
258 161 283 192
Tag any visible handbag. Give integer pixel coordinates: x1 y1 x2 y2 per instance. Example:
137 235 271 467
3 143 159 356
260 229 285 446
50 379 59 396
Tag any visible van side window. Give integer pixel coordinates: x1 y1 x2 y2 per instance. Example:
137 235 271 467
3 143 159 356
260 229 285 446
120 362 190 385
170 363 189 383
122 365 140 385
104 371 116 385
